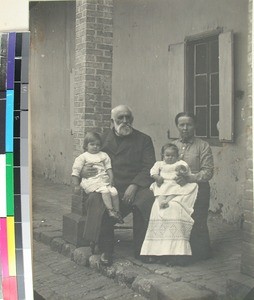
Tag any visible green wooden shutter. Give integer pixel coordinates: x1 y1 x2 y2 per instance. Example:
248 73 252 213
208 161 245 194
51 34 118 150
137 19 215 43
219 31 234 142
168 42 185 139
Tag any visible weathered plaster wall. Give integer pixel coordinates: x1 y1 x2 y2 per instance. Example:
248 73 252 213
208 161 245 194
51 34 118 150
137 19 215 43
30 2 75 184
112 0 249 223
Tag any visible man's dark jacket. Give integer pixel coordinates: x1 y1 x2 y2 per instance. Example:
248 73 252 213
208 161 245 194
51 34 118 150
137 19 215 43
102 128 156 195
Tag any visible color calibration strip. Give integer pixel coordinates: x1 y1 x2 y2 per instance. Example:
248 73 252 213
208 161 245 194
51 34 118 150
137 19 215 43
0 32 33 300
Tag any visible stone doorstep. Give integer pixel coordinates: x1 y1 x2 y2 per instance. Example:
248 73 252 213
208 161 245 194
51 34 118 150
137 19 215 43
226 272 254 299
150 281 216 300
34 230 217 300
41 231 62 246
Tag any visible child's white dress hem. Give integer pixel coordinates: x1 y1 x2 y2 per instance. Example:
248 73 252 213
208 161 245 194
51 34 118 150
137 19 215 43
140 185 198 256
140 240 192 256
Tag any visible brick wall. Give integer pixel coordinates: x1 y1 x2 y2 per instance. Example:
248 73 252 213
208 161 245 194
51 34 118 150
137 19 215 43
74 0 113 157
241 0 254 277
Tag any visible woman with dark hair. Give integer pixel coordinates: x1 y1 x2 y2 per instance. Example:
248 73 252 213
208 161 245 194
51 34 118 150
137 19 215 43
172 112 214 263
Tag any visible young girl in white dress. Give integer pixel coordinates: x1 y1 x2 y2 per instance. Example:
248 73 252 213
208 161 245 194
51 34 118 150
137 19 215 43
140 143 198 260
71 132 124 224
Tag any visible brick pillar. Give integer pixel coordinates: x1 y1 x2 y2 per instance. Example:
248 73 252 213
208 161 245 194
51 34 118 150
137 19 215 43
241 0 254 277
63 0 113 246
73 0 113 157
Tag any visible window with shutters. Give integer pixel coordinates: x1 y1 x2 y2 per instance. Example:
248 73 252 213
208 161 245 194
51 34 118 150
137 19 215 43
167 31 234 143
186 35 219 139
185 31 234 143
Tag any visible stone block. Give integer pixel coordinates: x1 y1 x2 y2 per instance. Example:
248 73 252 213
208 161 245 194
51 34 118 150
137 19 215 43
132 274 171 299
62 212 89 247
50 237 65 253
100 265 116 279
115 264 149 287
73 247 91 266
150 281 215 300
40 230 62 246
89 254 101 270
62 243 76 259
226 272 254 299
33 226 55 239
71 193 87 215
115 266 138 286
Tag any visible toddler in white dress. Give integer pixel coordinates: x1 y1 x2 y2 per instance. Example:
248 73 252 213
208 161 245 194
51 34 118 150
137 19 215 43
72 132 124 224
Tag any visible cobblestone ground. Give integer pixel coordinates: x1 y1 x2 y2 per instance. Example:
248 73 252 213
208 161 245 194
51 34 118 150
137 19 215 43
32 177 244 300
33 240 147 300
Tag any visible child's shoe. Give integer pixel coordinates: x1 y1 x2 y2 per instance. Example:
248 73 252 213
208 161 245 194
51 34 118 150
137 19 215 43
107 209 120 221
107 209 124 224
115 211 124 224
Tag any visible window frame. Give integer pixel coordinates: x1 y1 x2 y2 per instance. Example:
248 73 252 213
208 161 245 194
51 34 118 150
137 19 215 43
167 29 234 144
185 30 222 146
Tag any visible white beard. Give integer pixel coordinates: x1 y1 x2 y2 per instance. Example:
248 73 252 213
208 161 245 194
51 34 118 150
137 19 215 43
115 123 133 136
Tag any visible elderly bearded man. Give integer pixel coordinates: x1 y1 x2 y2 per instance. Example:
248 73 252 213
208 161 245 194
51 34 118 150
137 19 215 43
82 105 156 266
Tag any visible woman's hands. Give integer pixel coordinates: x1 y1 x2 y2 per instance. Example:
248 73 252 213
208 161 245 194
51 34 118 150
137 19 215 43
175 174 188 186
175 173 196 186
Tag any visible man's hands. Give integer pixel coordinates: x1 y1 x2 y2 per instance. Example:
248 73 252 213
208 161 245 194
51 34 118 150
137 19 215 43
155 175 164 187
81 163 98 178
152 175 164 187
122 184 138 206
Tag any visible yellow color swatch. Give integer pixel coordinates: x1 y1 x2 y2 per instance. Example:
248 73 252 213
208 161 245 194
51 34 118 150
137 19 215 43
7 216 16 276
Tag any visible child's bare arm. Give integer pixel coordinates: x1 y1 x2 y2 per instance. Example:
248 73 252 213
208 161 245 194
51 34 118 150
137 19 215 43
106 168 114 186
72 175 81 194
72 175 81 186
